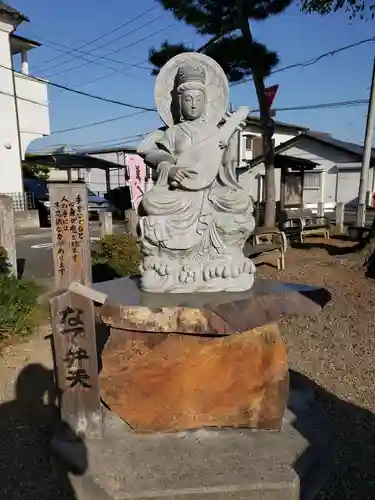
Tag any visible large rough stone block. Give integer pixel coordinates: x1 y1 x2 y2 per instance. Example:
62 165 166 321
97 277 330 433
100 323 288 432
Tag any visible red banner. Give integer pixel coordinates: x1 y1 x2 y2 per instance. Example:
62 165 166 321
264 85 279 108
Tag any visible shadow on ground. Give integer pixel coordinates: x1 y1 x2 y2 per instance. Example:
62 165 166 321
0 363 87 500
290 370 375 499
92 262 122 283
292 241 361 256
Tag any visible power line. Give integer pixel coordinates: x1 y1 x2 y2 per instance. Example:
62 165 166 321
29 98 369 154
74 40 195 90
0 88 47 107
32 36 151 72
0 63 157 111
231 36 375 87
50 110 149 135
1 70 368 136
43 21 173 79
40 15 163 77
3 32 372 134
266 99 369 113
73 61 149 89
33 4 159 72
73 132 150 150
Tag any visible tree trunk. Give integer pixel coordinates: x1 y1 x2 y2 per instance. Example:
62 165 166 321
347 218 375 272
235 0 276 228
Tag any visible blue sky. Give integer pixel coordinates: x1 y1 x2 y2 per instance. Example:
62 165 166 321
10 0 375 152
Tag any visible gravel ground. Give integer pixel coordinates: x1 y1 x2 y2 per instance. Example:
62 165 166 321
0 236 374 499
258 236 375 499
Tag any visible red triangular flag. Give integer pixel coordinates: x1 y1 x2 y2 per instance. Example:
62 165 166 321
264 85 279 108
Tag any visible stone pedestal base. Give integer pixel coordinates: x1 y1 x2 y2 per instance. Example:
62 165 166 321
100 323 288 432
51 384 336 500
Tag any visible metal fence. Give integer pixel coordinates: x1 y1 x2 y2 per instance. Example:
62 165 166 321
0 192 35 211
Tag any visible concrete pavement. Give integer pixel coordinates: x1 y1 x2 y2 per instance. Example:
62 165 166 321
15 222 125 287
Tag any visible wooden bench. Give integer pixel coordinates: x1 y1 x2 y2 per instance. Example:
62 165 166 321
244 228 287 270
279 209 330 244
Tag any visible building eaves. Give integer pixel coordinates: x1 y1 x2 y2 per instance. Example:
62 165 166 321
0 3 29 23
26 153 122 170
246 115 308 132
11 33 40 48
248 134 303 168
248 131 375 169
84 145 138 155
305 131 375 161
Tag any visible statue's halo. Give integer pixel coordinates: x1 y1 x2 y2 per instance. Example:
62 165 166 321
154 52 229 127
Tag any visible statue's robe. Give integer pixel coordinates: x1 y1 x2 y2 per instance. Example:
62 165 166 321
140 119 254 258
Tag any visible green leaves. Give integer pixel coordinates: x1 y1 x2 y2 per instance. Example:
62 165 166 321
149 41 193 75
149 0 291 83
149 35 278 81
300 0 375 20
22 161 51 181
156 0 293 34
207 35 278 81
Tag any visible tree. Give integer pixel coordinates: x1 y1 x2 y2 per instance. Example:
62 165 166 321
148 0 293 227
22 160 50 181
300 0 375 20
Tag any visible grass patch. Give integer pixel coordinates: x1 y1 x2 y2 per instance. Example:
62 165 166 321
0 247 44 342
91 234 141 282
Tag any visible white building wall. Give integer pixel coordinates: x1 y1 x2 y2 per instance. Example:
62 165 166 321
240 125 297 163
0 21 23 194
47 152 129 195
15 73 50 157
0 18 51 197
238 136 366 208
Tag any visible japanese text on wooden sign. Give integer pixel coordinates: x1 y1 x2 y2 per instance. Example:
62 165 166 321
60 305 91 389
50 291 101 438
54 194 84 276
49 183 92 289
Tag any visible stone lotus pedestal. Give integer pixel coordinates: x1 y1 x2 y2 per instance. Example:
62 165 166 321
51 277 335 500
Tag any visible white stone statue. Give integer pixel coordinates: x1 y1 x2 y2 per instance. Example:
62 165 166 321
137 52 255 293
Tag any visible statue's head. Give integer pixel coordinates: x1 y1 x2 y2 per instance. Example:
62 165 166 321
175 61 206 121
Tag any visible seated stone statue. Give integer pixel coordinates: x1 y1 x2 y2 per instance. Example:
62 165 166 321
137 52 255 293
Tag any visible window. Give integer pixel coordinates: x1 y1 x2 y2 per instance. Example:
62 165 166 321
304 172 320 190
244 135 255 151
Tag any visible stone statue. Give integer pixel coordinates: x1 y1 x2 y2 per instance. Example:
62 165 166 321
137 52 255 293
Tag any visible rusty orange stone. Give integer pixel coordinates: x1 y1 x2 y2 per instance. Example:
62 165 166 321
100 323 288 433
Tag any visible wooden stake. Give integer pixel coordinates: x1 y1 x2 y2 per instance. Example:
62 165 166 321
50 290 102 438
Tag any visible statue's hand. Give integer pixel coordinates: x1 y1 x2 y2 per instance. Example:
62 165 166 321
219 140 228 150
169 167 197 185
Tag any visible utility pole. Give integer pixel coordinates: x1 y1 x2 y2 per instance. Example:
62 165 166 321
356 56 375 227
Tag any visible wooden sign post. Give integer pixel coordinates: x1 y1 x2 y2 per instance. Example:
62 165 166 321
50 290 102 438
0 195 17 276
49 183 92 289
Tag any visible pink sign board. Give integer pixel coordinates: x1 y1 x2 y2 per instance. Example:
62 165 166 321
126 155 146 210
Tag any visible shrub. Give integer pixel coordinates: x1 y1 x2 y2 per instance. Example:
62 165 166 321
0 246 44 341
0 246 10 276
0 275 43 341
91 234 141 282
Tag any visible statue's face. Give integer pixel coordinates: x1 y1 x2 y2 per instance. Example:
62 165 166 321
181 89 205 120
